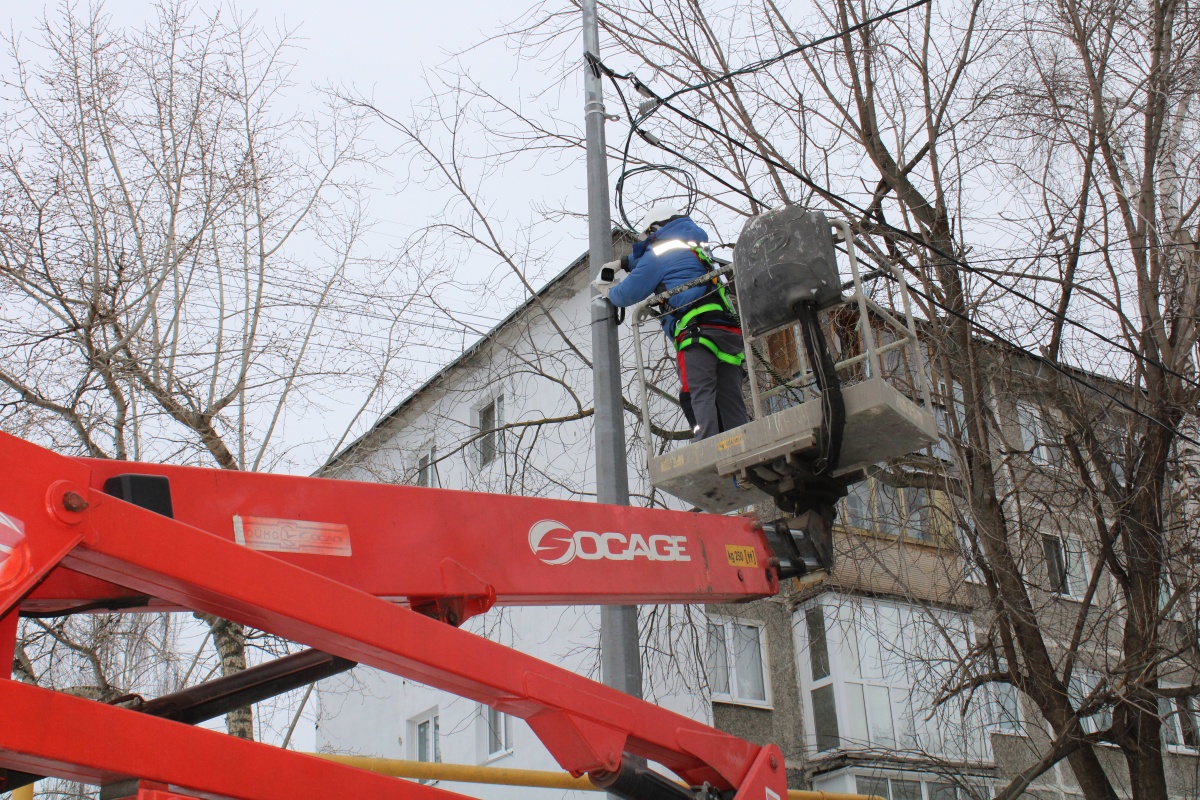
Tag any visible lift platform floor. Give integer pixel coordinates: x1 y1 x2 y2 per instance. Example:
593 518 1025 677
649 378 939 514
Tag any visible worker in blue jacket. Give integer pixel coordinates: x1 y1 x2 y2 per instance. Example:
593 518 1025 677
593 204 748 440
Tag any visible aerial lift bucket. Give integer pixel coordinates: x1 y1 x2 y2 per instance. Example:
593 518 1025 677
630 211 938 569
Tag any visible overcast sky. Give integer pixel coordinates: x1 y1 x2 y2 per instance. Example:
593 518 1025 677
5 0 599 466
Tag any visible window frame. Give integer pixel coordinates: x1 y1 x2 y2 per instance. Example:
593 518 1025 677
839 477 948 545
706 615 773 709
1159 689 1200 751
987 679 1022 734
797 595 996 762
801 603 841 752
852 773 994 800
1042 534 1089 599
408 706 442 784
1015 402 1064 468
482 704 515 762
1067 671 1112 735
416 443 441 488
476 394 505 469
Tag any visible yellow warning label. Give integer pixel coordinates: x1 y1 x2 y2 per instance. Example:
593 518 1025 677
725 545 759 568
661 454 685 471
716 433 744 451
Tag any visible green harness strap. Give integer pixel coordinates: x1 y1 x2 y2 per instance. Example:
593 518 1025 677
676 333 747 366
672 291 745 368
666 245 745 365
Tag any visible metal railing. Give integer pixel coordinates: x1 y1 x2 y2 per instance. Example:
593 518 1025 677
627 218 930 462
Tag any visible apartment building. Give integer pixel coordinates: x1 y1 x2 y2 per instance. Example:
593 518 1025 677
315 238 1200 800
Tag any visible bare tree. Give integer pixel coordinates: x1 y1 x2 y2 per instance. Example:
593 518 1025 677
0 1 427 743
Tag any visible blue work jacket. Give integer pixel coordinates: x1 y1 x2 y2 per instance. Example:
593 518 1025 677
607 217 715 335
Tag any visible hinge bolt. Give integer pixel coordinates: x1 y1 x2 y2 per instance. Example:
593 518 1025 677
770 754 779 770
62 492 90 512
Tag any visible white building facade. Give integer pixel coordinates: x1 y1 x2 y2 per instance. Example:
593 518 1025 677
314 243 1038 800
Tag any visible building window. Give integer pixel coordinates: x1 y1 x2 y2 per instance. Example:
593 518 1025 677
484 706 514 759
956 522 985 584
1043 535 1087 597
839 478 947 543
409 708 441 782
929 378 963 462
804 605 840 751
416 446 440 488
1016 402 1063 466
478 395 504 468
1067 672 1111 734
1160 693 1200 749
856 776 990 800
798 595 994 762
989 679 1021 733
707 617 770 707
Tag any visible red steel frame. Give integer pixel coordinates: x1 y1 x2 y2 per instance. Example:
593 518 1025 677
0 432 789 800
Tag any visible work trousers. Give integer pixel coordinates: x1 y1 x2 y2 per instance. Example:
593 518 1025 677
678 327 748 440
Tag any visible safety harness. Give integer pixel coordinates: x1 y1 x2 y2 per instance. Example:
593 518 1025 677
651 239 746 367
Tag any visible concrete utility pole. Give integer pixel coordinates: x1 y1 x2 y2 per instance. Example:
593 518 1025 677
581 0 643 706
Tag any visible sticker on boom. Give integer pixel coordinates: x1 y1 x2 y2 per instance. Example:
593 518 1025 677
716 433 744 451
725 545 758 568
233 516 352 557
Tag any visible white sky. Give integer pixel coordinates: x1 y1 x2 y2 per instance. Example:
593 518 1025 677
6 0 598 467
5 0 591 754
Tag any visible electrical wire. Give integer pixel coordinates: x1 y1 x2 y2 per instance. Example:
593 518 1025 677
591 53 1199 446
656 0 935 104
667 97 1199 390
606 67 1200 395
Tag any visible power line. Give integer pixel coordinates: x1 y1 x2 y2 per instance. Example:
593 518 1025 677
608 68 1200 394
657 0 934 104
589 48 1200 445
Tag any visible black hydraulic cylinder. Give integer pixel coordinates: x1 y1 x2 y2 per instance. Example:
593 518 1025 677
127 647 355 725
590 762 702 800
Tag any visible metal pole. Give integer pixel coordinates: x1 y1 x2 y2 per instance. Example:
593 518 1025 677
581 0 642 707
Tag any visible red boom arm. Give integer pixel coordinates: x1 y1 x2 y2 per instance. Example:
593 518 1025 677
0 432 789 800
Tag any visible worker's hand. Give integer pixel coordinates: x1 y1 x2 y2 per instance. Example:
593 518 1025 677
591 265 625 298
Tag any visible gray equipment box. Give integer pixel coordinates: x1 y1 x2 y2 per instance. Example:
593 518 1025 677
734 208 841 336
648 378 938 514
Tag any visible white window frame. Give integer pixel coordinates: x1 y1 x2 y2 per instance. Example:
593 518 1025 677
416 443 441 488
800 603 840 753
797 595 995 762
408 707 441 783
707 615 772 709
956 521 985 585
476 394 505 469
1016 402 1063 467
987 679 1022 734
853 773 995 800
1067 671 1111 735
481 704 514 762
1042 534 1089 599
1158 688 1200 751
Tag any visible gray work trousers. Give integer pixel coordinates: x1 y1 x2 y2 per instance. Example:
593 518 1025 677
680 327 748 440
